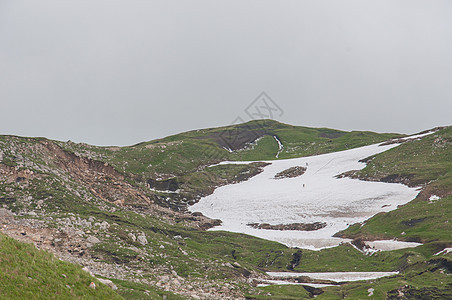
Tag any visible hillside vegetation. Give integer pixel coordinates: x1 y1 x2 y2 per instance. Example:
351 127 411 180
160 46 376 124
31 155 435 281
0 120 450 299
337 126 452 244
56 119 401 176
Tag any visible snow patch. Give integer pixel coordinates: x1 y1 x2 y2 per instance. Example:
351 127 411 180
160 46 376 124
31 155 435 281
257 280 335 288
365 240 422 251
429 195 440 203
399 131 437 142
267 271 399 282
434 248 452 256
274 136 284 158
222 147 233 153
149 188 180 194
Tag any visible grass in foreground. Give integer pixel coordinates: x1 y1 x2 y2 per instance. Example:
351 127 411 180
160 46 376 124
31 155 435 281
0 233 122 299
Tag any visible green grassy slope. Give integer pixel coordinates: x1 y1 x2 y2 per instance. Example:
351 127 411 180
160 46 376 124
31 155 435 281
247 245 452 299
356 126 452 191
337 126 452 244
57 119 402 178
250 256 452 300
337 195 451 244
0 233 122 299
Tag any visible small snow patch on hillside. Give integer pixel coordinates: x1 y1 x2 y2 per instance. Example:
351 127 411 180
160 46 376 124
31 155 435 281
429 195 440 203
274 136 283 158
434 248 452 256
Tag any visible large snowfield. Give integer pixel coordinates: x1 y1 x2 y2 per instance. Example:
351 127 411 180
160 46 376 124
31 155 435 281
190 136 430 250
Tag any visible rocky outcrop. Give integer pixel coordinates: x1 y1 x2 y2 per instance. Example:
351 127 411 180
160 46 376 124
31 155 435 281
137 233 148 246
274 166 306 179
198 126 270 151
247 222 326 231
147 177 180 192
38 141 156 208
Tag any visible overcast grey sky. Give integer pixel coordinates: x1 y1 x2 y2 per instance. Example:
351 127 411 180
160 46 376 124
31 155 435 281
1 1 451 146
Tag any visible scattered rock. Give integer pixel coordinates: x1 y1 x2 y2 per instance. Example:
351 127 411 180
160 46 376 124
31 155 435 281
274 166 306 179
99 221 109 230
128 233 136 242
86 236 101 245
82 267 94 276
137 233 148 246
0 208 14 223
113 199 124 206
97 278 118 290
247 222 327 231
